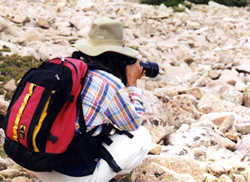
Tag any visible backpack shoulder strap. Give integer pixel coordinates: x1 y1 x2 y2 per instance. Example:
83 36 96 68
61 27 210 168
77 96 86 134
64 57 88 134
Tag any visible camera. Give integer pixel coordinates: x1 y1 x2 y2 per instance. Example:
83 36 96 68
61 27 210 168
139 61 159 78
126 58 159 78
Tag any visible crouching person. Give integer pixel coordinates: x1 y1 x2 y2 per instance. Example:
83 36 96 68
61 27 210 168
33 18 152 182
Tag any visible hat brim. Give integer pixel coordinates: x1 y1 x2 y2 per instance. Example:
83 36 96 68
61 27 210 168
75 40 139 58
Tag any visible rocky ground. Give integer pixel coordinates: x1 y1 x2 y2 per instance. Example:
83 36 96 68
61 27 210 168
0 0 249 181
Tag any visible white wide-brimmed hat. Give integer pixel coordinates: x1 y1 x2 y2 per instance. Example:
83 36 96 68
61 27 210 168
75 18 139 58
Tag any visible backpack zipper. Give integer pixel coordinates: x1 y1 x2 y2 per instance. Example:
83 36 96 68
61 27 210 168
61 58 78 75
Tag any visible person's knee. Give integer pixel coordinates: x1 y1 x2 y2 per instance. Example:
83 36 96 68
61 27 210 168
115 127 152 173
131 126 152 152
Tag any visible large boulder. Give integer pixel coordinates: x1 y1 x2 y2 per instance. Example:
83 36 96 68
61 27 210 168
131 155 207 182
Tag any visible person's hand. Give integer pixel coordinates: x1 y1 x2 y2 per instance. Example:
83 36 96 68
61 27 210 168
126 60 144 87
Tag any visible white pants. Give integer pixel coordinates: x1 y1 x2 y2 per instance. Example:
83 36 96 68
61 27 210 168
33 126 152 182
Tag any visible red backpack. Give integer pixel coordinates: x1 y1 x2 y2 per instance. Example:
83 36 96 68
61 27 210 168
3 57 122 176
4 57 87 154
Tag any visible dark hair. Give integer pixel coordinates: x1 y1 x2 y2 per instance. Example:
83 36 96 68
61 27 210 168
72 51 135 85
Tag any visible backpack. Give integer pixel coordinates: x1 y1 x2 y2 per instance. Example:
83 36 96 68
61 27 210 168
2 57 123 176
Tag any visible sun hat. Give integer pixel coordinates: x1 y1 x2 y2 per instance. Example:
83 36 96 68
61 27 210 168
75 18 139 58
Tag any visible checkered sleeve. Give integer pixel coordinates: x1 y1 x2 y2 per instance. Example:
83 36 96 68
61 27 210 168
105 86 145 131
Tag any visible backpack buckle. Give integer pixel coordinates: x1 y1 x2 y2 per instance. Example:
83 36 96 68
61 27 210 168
109 128 116 136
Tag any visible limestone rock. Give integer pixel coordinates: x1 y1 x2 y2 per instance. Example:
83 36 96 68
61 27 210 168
231 174 246 182
132 155 206 182
143 91 165 117
204 173 217 182
235 120 250 135
0 168 20 178
132 161 195 182
161 64 193 85
193 146 207 161
210 113 235 133
233 105 250 119
149 144 162 155
168 126 213 148
3 79 16 92
219 174 233 182
219 86 243 105
36 17 50 29
236 134 250 158
218 70 241 86
165 94 200 127
197 93 235 114
75 0 95 11
8 15 30 25
0 157 8 171
236 65 250 74
243 87 250 107
142 115 174 144
0 17 9 32
208 69 221 80
212 132 236 150
161 145 195 158
179 87 203 100
12 176 32 182
0 129 5 146
154 86 187 98
17 29 46 45
207 162 231 176
0 99 8 116
224 130 240 142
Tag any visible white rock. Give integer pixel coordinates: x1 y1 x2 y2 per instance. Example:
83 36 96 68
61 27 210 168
197 93 235 114
12 176 32 182
219 174 233 182
236 65 250 74
219 86 243 105
235 120 250 134
3 79 16 92
0 168 20 178
243 87 250 107
132 155 206 182
207 162 231 176
203 173 217 182
236 134 250 158
231 174 245 182
168 127 212 148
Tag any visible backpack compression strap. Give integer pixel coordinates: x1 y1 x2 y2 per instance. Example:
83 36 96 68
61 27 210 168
87 124 134 173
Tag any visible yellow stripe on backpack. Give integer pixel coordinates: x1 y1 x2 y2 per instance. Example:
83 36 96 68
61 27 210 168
32 96 51 152
13 83 36 141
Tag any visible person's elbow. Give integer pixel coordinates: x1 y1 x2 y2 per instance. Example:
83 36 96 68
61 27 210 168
126 111 145 131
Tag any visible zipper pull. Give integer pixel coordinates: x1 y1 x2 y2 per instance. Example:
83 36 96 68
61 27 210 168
54 74 60 80
61 57 65 65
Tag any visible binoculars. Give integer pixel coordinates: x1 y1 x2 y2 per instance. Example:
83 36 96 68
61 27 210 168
126 58 159 78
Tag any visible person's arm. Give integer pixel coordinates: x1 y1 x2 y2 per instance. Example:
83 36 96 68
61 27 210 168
105 86 145 131
104 60 145 131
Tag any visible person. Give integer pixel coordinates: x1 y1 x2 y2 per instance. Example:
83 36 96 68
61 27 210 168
33 18 152 182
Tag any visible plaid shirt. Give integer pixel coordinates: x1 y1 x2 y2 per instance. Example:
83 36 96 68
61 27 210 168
77 69 145 133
